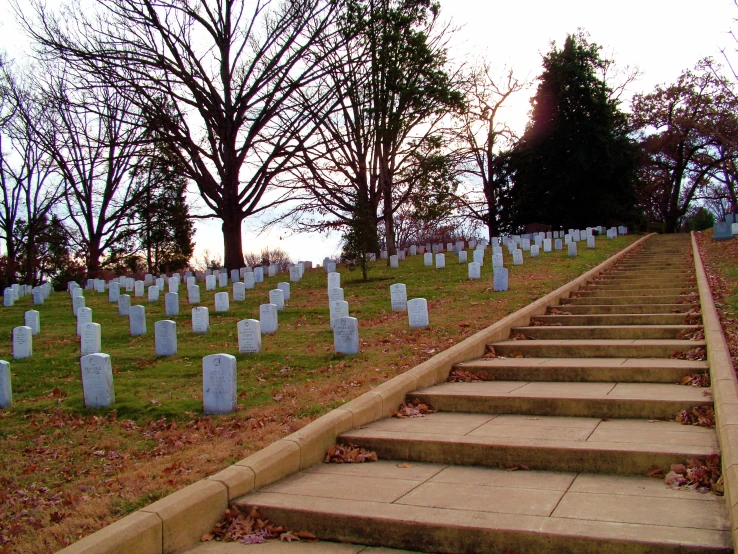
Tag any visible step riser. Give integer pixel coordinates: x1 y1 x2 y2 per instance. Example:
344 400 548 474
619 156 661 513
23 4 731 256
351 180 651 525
339 435 711 476
532 314 692 325
576 289 696 297
407 393 711 420
558 305 695 314
591 283 694 290
238 502 727 554
514 326 698 340
492 344 700 358
562 296 688 305
452 365 695 383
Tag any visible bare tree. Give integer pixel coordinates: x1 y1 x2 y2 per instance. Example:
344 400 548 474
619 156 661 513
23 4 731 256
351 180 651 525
270 0 463 260
0 65 65 285
18 0 344 269
452 62 527 240
35 72 149 276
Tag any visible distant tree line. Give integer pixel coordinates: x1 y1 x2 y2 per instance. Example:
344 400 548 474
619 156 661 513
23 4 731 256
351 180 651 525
1 0 736 288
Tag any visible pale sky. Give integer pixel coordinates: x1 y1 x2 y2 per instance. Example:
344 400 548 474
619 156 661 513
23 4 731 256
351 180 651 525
1 0 735 264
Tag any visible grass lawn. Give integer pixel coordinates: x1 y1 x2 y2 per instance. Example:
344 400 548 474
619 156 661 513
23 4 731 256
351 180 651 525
0 235 638 553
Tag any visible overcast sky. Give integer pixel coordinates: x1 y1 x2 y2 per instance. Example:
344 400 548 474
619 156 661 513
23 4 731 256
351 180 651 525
1 0 736 264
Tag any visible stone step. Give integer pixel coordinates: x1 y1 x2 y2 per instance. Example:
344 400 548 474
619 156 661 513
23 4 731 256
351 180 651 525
407 381 711 419
532 313 693 326
591 282 695 290
339 413 717 473
233 461 731 554
512 324 700 340
597 278 692 286
490 338 705 358
605 269 691 277
453 357 708 383
554 304 695 315
576 288 697 297
562 295 688 305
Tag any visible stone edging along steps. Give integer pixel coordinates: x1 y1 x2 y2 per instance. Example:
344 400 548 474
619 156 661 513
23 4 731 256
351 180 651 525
59 231 730 554
692 232 738 549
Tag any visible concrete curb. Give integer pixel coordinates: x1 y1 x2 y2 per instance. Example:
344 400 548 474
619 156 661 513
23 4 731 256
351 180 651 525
57 233 653 554
690 232 738 548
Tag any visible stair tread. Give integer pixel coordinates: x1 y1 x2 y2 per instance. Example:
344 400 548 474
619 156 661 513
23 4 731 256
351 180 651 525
457 357 709 369
412 380 711 403
341 413 717 454
491 339 705 347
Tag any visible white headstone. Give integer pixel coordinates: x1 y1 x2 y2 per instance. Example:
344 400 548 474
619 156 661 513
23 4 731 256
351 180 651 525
168 277 179 293
232 282 245 302
187 285 201 304
192 306 209 334
165 292 179 316
108 282 120 303
230 269 240 283
473 249 484 264
205 275 216 291
125 278 134 292
277 282 291 302
458 251 468 264
555 239 563 250
0 360 11 408
409 245 417 255
202 353 237 415
333 316 359 354
118 294 131 316
32 287 44 305
389 254 399 268
568 242 578 257
13 326 32 359
289 266 301 282
587 235 596 248
424 252 433 266
328 287 344 304
134 280 144 297
543 239 552 253
329 299 349 329
493 253 504 268
156 277 165 290
407 298 429 329
155 320 177 356
244 273 256 289
95 279 106 293
25 310 40 335
390 283 407 312
72 295 86 317
267 288 284 311
237 319 262 353
468 262 481 279
327 272 341 290
148 285 160 302
214 292 229 313
130 305 147 336
512 250 523 265
76 307 93 336
325 261 337 273
530 245 539 257
732 223 738 235
494 267 509 292
80 322 102 355
435 253 445 269
254 267 265 283
219 273 228 287
521 238 531 251
260 304 278 334
80 353 115 408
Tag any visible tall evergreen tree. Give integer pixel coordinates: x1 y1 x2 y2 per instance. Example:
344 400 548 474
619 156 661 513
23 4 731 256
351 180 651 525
509 33 637 230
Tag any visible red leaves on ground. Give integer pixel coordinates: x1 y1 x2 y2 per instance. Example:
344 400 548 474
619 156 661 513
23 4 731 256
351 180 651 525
447 369 493 383
675 405 715 428
680 373 711 387
677 327 705 341
324 443 377 463
394 398 437 418
548 308 572 315
671 347 707 361
202 505 317 544
509 332 530 340
683 310 702 326
483 345 497 359
646 465 664 478
662 455 723 495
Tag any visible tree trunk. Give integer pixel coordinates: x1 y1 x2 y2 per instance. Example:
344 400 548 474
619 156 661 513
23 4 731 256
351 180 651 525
381 173 396 260
222 212 245 270
87 239 102 277
5 236 18 285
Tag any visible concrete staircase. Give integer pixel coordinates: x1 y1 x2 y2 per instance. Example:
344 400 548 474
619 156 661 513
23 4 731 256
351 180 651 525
229 235 730 553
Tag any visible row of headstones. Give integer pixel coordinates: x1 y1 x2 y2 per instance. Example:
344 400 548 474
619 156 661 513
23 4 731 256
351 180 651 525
0 352 255 415
75 260 313 298
713 213 738 241
366 225 627 261
3 283 52 307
